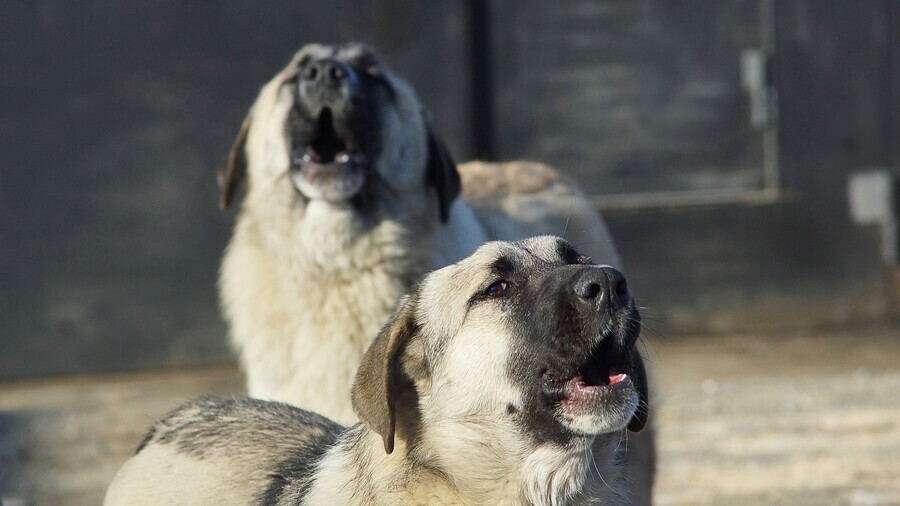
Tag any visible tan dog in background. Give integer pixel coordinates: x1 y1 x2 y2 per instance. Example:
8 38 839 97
107 237 648 505
218 43 653 502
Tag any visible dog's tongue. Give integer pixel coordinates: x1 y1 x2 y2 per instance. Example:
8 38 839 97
608 373 627 385
563 371 628 402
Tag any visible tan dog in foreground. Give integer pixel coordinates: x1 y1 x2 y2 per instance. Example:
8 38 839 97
107 237 649 505
218 43 653 502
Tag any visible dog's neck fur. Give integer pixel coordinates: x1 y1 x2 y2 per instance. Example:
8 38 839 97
223 189 485 423
301 423 626 505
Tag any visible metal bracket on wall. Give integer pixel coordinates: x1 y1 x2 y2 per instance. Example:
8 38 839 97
848 170 898 265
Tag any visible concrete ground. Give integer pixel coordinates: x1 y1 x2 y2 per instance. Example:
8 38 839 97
1 322 898 505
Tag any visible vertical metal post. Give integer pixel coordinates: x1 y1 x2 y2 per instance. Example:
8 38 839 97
467 0 495 160
759 0 780 192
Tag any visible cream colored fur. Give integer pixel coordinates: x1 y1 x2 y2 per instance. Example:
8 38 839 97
106 237 642 505
221 44 619 423
303 429 625 505
219 44 653 503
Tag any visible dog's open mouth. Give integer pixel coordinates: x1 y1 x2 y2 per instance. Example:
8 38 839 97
290 108 368 201
544 339 635 410
296 109 358 165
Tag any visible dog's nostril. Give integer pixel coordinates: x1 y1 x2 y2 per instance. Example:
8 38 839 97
301 59 351 90
603 268 629 308
615 279 628 299
574 267 629 308
576 281 602 299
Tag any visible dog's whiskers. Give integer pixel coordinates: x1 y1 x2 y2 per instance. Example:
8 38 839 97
571 239 613 251
562 195 576 240
589 446 617 496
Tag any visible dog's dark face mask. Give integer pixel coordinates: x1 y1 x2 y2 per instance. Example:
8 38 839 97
286 46 391 204
499 238 648 445
457 236 648 445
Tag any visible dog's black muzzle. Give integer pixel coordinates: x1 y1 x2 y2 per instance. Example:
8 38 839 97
510 262 647 442
533 264 641 402
541 264 639 353
288 55 384 202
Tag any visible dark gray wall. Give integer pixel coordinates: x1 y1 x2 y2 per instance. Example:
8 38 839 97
603 0 894 331
491 0 764 195
487 0 896 331
1 1 896 378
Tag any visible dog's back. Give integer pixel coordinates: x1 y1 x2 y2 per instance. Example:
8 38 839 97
460 160 621 267
104 397 342 506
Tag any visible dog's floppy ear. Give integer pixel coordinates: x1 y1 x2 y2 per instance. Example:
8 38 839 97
217 112 252 210
351 294 419 454
424 124 461 223
627 349 650 433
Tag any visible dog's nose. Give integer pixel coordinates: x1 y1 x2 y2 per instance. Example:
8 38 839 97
301 58 354 90
573 267 630 310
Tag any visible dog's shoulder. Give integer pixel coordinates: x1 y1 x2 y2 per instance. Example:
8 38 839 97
458 160 563 203
458 160 621 267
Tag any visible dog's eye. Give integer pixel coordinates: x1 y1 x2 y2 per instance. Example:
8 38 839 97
485 280 511 297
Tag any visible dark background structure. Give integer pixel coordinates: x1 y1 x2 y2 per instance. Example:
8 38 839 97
2 0 898 378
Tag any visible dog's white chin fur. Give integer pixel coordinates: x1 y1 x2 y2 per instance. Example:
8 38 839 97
290 168 366 202
557 390 639 435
